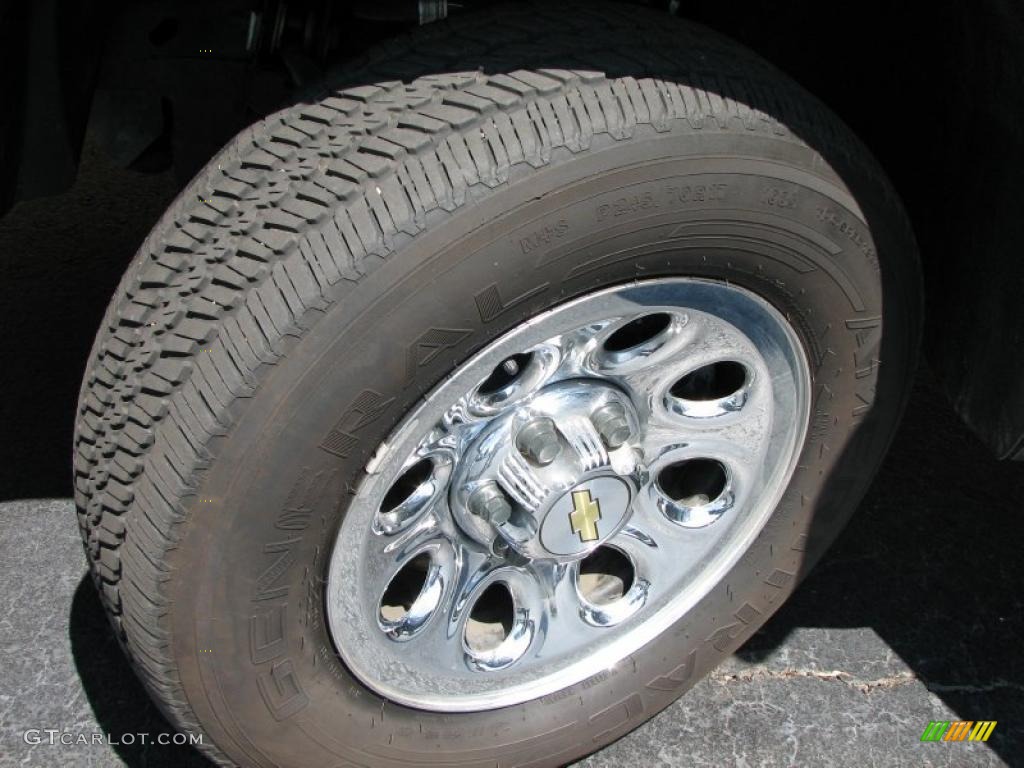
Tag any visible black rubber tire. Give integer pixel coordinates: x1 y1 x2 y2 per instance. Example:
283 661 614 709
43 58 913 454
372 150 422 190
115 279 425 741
73 3 921 766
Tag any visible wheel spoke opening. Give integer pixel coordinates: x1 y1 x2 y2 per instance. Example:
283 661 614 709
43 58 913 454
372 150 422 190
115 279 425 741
594 311 684 372
576 545 648 627
658 458 726 506
667 361 750 418
671 361 746 400
655 458 734 528
376 457 441 535
380 553 429 622
578 546 634 605
381 458 432 513
379 552 445 641
603 313 671 353
465 582 514 654
463 580 533 671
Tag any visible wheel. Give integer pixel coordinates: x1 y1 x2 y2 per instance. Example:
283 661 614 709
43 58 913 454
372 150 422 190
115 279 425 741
73 3 921 765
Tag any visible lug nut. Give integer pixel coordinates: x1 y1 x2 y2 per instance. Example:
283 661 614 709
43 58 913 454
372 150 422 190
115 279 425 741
469 482 512 525
516 417 561 466
591 402 631 449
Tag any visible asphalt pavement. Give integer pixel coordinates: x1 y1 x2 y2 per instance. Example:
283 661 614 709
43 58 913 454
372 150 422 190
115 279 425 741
1 126 1022 768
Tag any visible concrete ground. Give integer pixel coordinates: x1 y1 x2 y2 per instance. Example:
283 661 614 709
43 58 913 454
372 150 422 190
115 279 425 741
1 130 1022 768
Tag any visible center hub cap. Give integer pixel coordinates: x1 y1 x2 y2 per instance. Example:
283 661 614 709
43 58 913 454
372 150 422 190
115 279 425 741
540 476 632 556
449 380 642 562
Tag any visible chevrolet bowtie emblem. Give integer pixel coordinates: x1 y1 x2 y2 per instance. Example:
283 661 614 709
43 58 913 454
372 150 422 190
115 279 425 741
569 489 602 543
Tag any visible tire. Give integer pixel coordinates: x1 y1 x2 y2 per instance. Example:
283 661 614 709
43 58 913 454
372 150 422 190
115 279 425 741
73 3 921 766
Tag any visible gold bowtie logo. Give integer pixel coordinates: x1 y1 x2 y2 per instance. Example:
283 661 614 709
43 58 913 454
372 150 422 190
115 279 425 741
569 489 602 543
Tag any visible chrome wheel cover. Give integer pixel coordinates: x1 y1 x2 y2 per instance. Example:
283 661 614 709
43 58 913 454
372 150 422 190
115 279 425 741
326 278 811 711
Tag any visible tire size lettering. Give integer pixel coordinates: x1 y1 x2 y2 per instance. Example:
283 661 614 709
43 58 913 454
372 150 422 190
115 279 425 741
665 183 728 205
760 186 797 208
596 184 729 222
597 192 659 221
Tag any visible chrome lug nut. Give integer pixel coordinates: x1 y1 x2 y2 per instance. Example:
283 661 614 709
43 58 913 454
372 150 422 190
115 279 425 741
468 482 512 525
516 417 561 466
591 402 631 449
